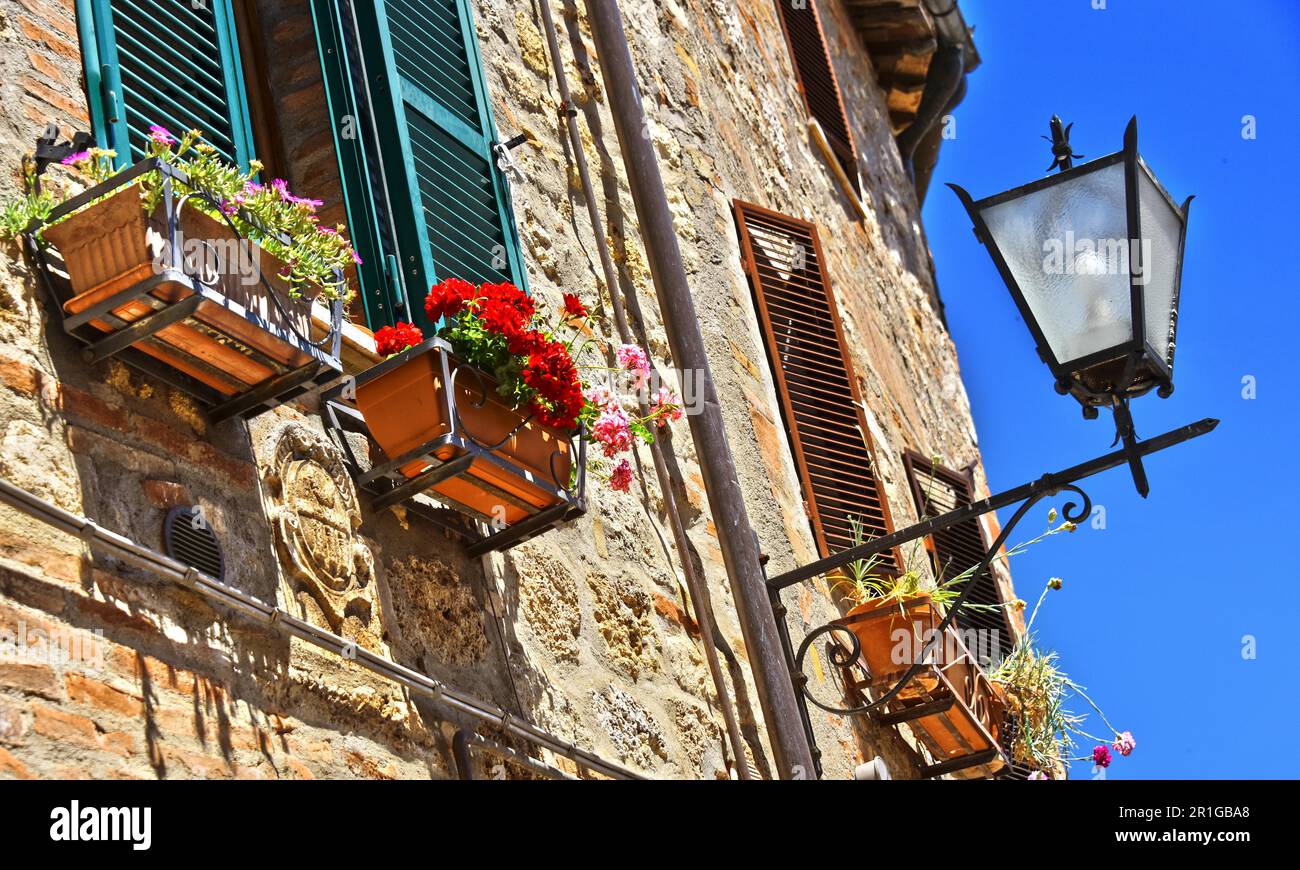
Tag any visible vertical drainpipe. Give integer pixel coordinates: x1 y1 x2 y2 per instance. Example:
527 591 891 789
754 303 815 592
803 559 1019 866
581 0 815 778
535 0 750 778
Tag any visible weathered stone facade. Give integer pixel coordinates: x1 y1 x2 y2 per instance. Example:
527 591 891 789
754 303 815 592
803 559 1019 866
0 0 1011 780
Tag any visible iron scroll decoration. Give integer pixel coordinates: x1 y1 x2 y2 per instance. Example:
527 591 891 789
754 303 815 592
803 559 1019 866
170 185 342 353
793 483 1093 718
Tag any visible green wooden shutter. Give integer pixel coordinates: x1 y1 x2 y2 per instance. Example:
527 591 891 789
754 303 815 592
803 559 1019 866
310 0 398 328
351 0 527 331
78 0 256 169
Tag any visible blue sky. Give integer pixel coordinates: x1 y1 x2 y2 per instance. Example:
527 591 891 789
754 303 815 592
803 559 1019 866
923 0 1300 778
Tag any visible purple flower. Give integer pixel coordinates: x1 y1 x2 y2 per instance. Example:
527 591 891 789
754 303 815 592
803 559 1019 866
1092 744 1112 769
61 150 90 166
1112 731 1136 757
1028 770 1049 781
351 250 364 266
148 125 176 146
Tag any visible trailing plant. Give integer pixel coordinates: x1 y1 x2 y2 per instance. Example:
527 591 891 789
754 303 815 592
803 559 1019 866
374 278 682 493
989 573 1135 779
4 126 359 301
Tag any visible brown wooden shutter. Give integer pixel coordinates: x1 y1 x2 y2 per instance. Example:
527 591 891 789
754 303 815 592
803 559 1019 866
774 0 859 191
903 452 1015 659
733 200 898 565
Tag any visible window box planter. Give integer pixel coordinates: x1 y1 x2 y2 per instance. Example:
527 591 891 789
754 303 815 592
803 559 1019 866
31 159 342 422
322 337 586 556
835 593 1007 779
840 593 944 699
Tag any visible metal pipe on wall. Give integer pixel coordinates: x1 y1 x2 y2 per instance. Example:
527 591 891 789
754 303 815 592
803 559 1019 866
581 0 815 778
0 477 645 781
452 729 577 780
533 0 750 780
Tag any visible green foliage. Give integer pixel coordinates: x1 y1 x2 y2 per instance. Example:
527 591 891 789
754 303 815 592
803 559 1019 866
0 190 56 241
988 641 1084 770
5 130 358 301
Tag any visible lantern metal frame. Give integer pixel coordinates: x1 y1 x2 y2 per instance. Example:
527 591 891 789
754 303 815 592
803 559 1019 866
947 117 1194 495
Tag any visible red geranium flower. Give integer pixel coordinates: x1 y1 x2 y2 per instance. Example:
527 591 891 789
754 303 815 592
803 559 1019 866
507 328 550 356
481 282 534 316
374 321 424 356
522 340 583 429
425 277 476 322
562 293 588 320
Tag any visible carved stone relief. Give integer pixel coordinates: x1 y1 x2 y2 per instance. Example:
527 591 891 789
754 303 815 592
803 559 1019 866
265 423 384 653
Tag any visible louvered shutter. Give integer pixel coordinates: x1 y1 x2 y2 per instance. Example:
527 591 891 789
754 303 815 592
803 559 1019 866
80 0 256 169
903 453 1015 659
310 0 400 328
733 200 897 564
352 0 526 331
774 0 859 191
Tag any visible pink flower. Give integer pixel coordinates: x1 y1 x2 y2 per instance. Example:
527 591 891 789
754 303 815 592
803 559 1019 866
592 407 633 458
610 458 634 492
1113 731 1136 757
61 150 90 166
1028 770 1049 781
1092 744 1112 769
585 384 618 411
616 343 651 389
148 125 175 146
651 385 683 427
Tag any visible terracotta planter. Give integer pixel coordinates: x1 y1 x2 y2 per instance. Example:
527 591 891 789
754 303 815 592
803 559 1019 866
837 593 1006 778
355 343 574 525
839 594 943 696
44 184 318 397
913 653 1006 777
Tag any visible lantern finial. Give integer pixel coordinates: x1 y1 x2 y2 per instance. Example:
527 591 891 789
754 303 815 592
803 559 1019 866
1043 115 1083 172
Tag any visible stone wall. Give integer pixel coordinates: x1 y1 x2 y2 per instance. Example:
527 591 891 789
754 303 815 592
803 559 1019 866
0 0 1008 780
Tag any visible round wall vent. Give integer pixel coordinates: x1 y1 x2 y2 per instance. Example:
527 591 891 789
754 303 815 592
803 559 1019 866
162 506 225 581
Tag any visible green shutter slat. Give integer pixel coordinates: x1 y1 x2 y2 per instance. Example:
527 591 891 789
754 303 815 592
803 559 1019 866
82 0 256 170
384 0 480 130
119 71 232 133
114 19 226 91
407 115 510 283
384 2 467 67
128 0 217 45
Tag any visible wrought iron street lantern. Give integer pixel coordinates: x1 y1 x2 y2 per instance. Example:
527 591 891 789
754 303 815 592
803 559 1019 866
948 117 1193 496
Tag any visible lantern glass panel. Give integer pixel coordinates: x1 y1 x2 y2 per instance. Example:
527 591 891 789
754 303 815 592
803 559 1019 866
980 161 1132 367
1136 165 1183 365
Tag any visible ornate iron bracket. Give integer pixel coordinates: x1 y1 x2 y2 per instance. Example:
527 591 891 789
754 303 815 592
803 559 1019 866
764 417 1218 778
32 123 92 189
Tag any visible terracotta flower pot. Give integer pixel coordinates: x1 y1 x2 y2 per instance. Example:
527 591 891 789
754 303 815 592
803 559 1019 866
44 184 317 397
839 594 943 696
355 343 574 525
